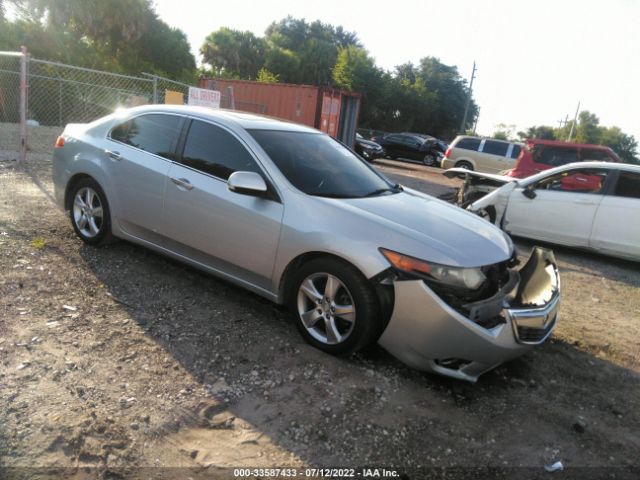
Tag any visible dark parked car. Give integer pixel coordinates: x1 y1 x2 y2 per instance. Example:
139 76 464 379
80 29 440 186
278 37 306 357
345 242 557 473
354 133 385 162
374 133 447 166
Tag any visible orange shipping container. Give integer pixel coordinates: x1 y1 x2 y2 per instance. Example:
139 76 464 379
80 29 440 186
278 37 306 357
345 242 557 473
199 78 361 147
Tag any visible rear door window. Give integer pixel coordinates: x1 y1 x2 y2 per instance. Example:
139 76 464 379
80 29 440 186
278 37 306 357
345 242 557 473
535 147 579 167
179 120 261 180
612 172 640 199
110 114 182 160
482 140 509 156
455 138 481 151
400 135 422 148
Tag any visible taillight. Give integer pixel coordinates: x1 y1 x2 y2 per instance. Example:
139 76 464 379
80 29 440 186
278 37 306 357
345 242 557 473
54 136 65 148
444 147 452 158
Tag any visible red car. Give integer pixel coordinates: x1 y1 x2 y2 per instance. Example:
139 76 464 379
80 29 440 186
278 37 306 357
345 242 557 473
506 139 620 179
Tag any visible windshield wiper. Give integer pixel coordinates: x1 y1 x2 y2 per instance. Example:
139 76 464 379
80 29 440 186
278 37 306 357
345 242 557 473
362 184 403 197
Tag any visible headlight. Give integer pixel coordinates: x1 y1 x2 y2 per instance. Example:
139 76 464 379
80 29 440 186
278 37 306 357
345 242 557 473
380 248 486 290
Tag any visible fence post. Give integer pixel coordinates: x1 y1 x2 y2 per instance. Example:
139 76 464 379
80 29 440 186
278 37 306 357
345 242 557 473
152 75 158 104
19 45 28 164
227 86 235 110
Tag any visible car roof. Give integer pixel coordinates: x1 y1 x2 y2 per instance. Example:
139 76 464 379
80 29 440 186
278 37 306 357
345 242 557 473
520 161 640 185
118 104 319 133
525 138 613 150
454 135 522 145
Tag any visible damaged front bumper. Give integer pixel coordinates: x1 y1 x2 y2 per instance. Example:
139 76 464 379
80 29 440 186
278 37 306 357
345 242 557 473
378 247 560 382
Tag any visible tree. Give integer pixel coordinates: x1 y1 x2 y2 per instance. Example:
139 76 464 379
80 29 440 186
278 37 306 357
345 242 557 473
517 125 556 141
201 28 266 79
264 16 360 85
493 124 516 141
263 46 300 83
256 68 279 84
3 0 195 78
599 126 639 164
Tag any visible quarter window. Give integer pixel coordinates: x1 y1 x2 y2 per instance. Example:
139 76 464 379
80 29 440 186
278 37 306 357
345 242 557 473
581 149 613 162
482 140 509 156
455 137 481 151
511 145 522 159
110 114 182 159
613 172 640 199
180 120 261 180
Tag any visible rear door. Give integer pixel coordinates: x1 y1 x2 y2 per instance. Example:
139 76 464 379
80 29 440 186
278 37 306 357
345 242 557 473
504 168 610 246
590 170 640 259
106 113 183 243
161 119 284 291
479 140 510 173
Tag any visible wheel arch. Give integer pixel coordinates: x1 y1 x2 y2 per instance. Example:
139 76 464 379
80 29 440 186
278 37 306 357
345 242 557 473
65 173 97 210
454 158 476 170
277 251 395 328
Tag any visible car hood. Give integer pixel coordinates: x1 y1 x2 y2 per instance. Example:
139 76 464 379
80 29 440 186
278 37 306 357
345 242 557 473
357 138 383 149
443 168 514 184
336 188 513 267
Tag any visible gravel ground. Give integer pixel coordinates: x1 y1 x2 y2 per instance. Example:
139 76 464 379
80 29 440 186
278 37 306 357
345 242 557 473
1 154 639 479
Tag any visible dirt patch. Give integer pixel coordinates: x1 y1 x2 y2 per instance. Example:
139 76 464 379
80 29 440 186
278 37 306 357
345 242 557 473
1 158 639 478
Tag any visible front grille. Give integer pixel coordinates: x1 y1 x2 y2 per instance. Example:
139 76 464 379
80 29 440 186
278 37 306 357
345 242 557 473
515 312 557 344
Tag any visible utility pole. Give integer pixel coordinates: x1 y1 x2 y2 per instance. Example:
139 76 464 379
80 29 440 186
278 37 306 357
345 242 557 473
472 107 480 135
567 101 580 142
459 61 476 134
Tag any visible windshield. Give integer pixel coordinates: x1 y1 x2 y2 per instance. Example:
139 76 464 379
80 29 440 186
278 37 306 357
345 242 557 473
249 130 397 198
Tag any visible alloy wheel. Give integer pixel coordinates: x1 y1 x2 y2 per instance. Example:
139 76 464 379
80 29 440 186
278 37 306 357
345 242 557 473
72 187 103 238
296 273 356 345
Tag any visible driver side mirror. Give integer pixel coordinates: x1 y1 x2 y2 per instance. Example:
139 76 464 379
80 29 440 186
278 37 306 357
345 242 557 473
227 171 267 197
522 185 537 199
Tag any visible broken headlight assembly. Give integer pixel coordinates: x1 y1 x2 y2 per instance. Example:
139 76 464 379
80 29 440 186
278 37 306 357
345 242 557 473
379 248 487 291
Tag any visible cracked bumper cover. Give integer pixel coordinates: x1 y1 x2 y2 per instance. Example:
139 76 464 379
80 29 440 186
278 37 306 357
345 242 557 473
378 247 560 382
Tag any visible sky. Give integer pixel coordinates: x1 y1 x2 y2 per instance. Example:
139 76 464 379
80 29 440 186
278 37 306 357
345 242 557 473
153 0 640 141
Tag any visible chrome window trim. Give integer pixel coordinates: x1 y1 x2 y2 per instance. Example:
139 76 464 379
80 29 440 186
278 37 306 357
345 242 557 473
105 110 282 201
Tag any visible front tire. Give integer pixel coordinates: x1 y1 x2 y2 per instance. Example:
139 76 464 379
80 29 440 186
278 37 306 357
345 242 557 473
289 258 382 355
455 160 474 170
69 178 113 245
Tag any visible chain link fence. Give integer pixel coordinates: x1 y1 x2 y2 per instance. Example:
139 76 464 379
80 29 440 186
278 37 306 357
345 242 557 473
0 48 267 162
0 52 24 156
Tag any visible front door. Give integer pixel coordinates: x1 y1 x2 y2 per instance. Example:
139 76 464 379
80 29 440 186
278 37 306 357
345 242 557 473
504 168 609 246
161 119 284 292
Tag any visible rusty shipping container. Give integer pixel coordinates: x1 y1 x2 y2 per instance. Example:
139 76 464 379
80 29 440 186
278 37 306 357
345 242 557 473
199 78 361 147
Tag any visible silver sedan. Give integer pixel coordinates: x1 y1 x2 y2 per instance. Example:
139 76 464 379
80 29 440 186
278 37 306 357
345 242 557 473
52 105 560 382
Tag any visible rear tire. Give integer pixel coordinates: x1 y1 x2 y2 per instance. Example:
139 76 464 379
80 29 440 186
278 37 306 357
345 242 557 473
423 154 437 167
288 257 382 355
68 178 113 245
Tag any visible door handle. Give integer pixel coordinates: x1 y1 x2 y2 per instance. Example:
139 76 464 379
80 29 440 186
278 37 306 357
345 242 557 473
170 177 194 191
105 149 122 161
573 199 595 205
